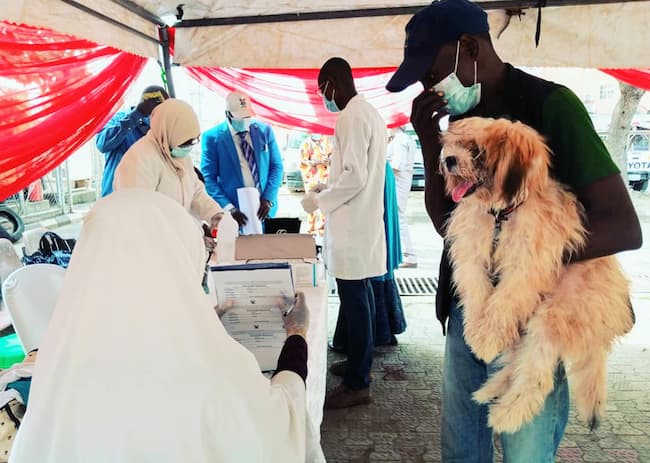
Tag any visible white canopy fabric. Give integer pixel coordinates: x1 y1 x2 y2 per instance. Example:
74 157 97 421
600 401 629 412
3 1 650 68
4 0 159 59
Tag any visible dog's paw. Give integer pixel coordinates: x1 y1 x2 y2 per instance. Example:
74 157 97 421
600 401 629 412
473 371 511 404
473 386 497 404
488 398 535 434
464 315 519 363
467 336 502 363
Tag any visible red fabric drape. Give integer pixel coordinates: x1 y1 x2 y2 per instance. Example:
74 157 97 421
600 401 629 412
185 66 420 135
0 21 147 201
600 69 650 91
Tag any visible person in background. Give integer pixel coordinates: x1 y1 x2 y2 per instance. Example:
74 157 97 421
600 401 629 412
201 91 283 229
330 161 407 355
96 85 169 197
301 57 386 409
299 134 333 235
113 99 223 236
9 189 310 463
387 126 418 268
386 0 642 460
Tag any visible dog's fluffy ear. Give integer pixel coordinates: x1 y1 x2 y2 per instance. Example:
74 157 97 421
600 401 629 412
482 119 550 204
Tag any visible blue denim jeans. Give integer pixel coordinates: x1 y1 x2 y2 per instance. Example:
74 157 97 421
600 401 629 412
336 278 376 390
442 300 569 462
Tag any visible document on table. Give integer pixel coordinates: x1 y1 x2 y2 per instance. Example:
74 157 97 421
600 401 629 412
237 187 263 235
211 263 294 371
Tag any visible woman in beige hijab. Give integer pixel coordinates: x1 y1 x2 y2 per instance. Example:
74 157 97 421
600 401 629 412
114 99 223 229
9 189 310 463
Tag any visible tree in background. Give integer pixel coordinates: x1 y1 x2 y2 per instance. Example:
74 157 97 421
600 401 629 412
605 81 646 184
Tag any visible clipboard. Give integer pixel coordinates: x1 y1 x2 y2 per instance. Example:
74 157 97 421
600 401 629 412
210 262 294 371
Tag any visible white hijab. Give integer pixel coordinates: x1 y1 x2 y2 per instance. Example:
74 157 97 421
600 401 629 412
9 189 306 463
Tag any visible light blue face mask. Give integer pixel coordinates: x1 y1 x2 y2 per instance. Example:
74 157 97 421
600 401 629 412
434 41 481 116
321 82 341 113
170 146 192 158
229 117 252 133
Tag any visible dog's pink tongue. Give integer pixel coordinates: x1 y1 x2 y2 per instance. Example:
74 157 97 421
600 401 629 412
452 181 474 203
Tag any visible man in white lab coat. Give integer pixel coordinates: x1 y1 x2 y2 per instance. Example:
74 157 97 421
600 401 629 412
387 126 418 267
301 57 387 409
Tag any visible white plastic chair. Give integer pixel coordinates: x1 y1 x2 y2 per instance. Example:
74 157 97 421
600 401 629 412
0 238 23 331
1 264 65 353
0 238 22 283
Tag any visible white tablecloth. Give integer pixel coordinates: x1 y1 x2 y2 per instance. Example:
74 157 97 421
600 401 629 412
301 284 328 443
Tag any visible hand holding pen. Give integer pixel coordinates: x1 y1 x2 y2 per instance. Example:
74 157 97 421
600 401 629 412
278 292 309 340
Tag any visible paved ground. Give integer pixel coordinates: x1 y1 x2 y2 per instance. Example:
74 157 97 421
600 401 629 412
33 188 650 462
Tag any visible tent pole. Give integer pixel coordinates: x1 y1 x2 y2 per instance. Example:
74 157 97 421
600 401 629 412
159 27 176 98
176 0 648 27
60 0 160 45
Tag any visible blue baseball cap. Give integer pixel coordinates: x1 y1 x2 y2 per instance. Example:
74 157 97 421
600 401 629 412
386 0 489 92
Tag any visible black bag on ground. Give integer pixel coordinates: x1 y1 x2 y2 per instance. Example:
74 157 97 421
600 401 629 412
21 231 76 268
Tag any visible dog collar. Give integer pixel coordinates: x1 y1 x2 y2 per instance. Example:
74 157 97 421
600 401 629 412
488 202 522 286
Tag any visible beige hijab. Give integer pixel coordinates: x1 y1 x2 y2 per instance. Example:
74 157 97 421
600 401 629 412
147 98 200 173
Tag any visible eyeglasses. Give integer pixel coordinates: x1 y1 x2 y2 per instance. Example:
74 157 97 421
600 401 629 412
179 138 200 148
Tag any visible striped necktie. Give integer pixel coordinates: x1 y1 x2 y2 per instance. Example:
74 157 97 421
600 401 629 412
238 131 260 189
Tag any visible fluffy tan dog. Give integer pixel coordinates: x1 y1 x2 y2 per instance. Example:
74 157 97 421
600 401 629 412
440 117 634 433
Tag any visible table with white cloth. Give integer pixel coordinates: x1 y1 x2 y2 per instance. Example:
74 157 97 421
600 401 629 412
297 283 328 463
207 262 328 462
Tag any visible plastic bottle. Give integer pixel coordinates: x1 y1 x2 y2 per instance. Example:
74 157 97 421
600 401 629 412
215 213 239 264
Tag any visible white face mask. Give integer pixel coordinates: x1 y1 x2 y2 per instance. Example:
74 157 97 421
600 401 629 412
229 117 252 133
434 41 481 116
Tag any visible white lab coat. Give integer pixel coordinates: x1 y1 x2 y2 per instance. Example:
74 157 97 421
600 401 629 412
318 95 387 280
114 137 222 223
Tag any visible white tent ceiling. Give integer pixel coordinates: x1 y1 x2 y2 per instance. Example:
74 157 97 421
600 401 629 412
4 1 650 69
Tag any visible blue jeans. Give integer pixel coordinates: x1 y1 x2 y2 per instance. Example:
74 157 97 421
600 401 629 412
442 300 569 462
335 278 375 389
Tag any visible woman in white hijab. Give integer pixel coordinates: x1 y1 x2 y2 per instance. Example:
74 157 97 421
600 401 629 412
9 189 309 463
113 98 223 230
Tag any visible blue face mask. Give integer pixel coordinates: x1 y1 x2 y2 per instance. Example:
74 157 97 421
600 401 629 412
229 117 252 133
434 41 481 116
170 146 192 158
321 82 341 113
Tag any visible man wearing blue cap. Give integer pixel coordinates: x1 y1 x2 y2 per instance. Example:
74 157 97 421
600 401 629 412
387 0 642 461
96 85 169 197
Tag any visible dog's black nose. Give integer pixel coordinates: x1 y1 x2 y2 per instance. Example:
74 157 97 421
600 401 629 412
445 156 458 171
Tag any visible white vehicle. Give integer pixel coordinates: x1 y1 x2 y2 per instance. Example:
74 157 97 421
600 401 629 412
627 128 650 191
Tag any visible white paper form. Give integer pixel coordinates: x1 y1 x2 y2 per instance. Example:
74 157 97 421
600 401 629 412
211 263 294 371
236 187 263 235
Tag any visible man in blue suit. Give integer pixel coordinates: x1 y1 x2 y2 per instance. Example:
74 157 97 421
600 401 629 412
201 91 283 227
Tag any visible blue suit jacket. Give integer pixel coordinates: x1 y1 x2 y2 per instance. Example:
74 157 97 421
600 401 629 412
201 121 283 217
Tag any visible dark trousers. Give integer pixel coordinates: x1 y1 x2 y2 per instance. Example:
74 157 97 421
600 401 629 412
334 278 375 389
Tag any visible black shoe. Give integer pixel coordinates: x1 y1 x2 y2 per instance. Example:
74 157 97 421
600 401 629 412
328 360 349 377
324 383 372 409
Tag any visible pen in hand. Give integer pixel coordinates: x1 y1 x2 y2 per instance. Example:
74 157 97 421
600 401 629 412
281 293 297 317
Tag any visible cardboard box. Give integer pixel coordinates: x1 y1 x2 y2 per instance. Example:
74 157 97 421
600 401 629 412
235 234 316 261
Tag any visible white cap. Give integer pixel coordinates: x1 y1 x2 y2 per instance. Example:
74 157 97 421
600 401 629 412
225 91 255 119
